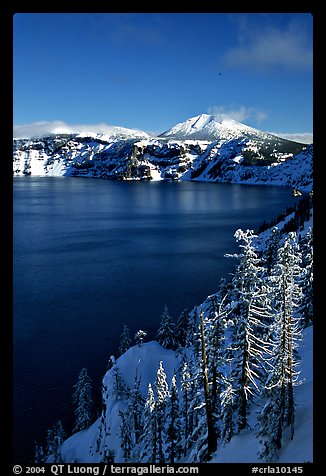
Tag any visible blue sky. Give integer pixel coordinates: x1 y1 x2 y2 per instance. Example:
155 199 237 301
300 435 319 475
13 13 313 141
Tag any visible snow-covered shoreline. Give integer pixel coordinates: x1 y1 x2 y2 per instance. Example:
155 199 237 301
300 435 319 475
13 115 313 191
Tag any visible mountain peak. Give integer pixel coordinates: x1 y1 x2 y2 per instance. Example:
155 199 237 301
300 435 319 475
159 113 268 141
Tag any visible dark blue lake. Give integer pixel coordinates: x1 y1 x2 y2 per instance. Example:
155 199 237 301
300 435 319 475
13 177 296 463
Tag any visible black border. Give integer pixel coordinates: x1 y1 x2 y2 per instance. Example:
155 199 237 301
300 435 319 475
2 1 320 472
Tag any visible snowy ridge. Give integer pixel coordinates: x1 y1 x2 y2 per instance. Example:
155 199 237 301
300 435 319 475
160 114 277 142
13 115 312 190
13 125 150 141
74 126 150 141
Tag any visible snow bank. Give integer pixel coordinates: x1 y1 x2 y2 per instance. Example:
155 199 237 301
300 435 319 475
61 341 180 463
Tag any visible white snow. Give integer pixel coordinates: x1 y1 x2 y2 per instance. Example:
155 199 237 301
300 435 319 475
149 166 163 181
160 114 272 142
60 324 313 464
61 342 180 463
210 326 313 463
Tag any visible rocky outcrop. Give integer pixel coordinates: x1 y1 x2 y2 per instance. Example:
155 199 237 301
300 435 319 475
13 130 312 190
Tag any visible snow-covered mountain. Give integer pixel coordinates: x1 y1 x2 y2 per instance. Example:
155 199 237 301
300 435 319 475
13 115 313 191
14 124 150 142
160 113 275 142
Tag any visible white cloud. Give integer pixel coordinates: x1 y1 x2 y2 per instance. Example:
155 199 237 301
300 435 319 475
224 18 312 72
13 121 146 139
207 105 267 124
270 131 313 144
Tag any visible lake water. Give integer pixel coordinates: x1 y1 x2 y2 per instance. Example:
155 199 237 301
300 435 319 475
13 177 296 463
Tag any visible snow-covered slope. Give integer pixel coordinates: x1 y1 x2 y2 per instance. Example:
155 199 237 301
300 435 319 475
160 114 274 142
210 325 313 463
61 342 181 463
13 115 312 190
60 326 312 464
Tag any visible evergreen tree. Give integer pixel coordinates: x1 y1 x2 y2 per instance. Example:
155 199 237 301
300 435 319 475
198 307 217 457
166 375 182 463
112 363 129 400
140 384 157 462
179 361 191 456
205 293 229 427
119 410 134 462
257 373 286 461
96 383 111 457
226 229 271 432
299 228 313 328
154 361 169 462
258 232 303 460
220 379 235 444
34 442 45 463
265 226 282 273
119 325 132 355
45 421 66 463
175 309 190 348
129 368 145 446
189 307 201 352
135 329 147 346
179 353 204 458
178 310 216 462
72 368 94 433
156 305 176 350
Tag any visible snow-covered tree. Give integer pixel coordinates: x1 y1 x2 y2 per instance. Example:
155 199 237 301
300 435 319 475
119 325 132 355
129 368 145 446
154 361 169 462
220 378 235 444
299 228 313 328
226 229 271 432
156 305 176 350
180 362 191 456
96 383 110 457
45 421 66 463
258 232 303 460
119 410 134 462
198 307 217 457
166 374 182 463
205 294 229 421
72 368 94 433
265 226 282 273
135 329 147 346
106 355 115 371
140 384 157 462
179 350 208 460
112 363 129 400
